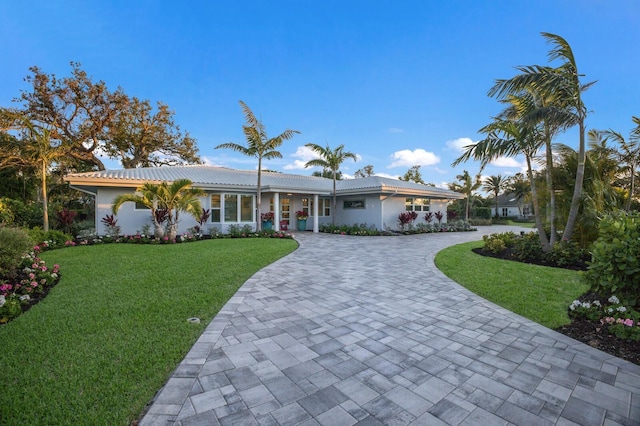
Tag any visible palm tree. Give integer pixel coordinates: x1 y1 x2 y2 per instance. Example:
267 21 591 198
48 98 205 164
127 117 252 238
304 143 358 225
215 101 299 230
603 116 640 211
483 175 507 218
452 111 552 251
448 170 481 221
0 108 67 232
488 32 595 241
507 173 532 217
112 179 204 239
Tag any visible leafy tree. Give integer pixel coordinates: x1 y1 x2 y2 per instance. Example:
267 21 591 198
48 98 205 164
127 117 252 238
304 143 358 225
483 175 507 218
312 169 343 179
105 97 201 168
399 165 425 184
17 62 127 170
112 179 204 239
448 170 481 221
354 165 375 178
507 173 532 217
216 101 299 231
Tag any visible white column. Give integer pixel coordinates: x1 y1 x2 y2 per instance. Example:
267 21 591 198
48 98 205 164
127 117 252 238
313 194 319 233
274 192 280 231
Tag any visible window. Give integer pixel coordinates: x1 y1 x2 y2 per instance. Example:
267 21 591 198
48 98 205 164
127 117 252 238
302 198 312 217
224 195 237 222
319 199 330 216
210 194 221 222
502 207 509 217
405 198 430 212
134 201 150 210
220 193 255 223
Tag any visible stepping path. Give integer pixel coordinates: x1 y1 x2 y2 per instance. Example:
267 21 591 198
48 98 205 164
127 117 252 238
141 226 640 425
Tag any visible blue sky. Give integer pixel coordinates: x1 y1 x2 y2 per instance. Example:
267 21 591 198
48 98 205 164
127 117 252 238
2 1 639 189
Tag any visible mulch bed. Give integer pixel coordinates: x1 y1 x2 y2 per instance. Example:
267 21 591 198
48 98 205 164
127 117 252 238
473 247 640 367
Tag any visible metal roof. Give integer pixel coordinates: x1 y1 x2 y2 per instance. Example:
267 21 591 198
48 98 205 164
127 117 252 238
65 165 464 199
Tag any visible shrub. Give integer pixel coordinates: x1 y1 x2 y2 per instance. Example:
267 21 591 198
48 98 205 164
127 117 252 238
398 211 418 230
0 198 43 228
585 211 640 308
0 227 33 277
469 218 492 226
28 229 74 250
482 235 506 253
545 240 589 268
473 207 492 220
512 232 543 262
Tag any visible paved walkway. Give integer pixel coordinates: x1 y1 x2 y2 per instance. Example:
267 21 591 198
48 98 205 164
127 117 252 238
140 227 640 426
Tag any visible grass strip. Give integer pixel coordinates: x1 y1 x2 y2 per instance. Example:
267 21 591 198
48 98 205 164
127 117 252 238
0 238 297 425
435 240 588 329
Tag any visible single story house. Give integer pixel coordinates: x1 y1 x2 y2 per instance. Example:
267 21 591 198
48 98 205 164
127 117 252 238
490 192 533 219
64 165 465 235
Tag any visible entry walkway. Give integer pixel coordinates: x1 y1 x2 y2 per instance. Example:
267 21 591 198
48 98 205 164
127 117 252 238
141 227 640 425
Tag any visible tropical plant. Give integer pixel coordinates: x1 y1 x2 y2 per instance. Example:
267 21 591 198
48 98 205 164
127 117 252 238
483 175 507 218
398 211 418 231
304 143 358 225
56 209 77 235
111 179 205 239
0 108 68 231
448 170 481 221
215 101 299 231
603 116 640 211
295 210 308 220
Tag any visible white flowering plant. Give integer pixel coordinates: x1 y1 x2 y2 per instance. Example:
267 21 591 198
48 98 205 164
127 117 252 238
569 294 640 341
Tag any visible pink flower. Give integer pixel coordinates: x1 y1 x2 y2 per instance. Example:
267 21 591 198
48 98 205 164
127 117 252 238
33 245 41 252
163 236 169 241
623 319 635 327
41 266 47 272
31 282 38 287
29 273 35 279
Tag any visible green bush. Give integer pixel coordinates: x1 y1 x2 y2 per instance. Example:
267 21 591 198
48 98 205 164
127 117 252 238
585 211 640 308
0 227 33 277
0 198 43 228
469 218 492 226
545 240 589 268
28 229 74 249
512 232 543 262
481 232 516 253
473 207 492 220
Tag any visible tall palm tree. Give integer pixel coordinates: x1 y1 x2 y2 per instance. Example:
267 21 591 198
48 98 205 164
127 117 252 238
603 116 640 211
216 101 299 230
483 175 507 218
112 179 204 239
448 170 481 221
304 143 358 225
488 32 595 241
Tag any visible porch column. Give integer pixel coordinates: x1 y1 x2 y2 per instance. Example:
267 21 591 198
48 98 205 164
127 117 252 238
313 194 319 233
274 192 280 231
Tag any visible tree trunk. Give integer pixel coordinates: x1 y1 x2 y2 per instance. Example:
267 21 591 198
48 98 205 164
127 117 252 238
627 161 636 212
332 173 337 226
41 160 49 232
526 156 551 251
563 120 587 241
543 121 557 245
256 157 262 231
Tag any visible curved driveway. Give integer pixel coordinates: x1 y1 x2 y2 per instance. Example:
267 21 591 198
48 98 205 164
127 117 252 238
141 227 640 426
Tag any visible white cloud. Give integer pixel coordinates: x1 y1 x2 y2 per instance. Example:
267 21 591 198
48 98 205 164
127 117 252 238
374 172 401 179
446 137 475 153
283 145 361 170
389 127 404 133
389 149 440 168
490 157 522 168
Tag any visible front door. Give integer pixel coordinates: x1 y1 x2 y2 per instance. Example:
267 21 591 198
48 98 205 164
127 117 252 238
280 198 290 229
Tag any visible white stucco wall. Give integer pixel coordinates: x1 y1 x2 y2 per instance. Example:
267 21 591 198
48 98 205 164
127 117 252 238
335 195 382 229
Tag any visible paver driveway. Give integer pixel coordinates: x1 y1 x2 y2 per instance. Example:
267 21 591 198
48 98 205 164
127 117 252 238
141 227 640 426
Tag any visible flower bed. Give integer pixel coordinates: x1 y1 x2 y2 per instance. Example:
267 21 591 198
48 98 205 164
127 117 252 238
0 247 61 324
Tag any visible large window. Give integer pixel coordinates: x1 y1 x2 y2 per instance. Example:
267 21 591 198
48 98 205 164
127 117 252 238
213 193 254 223
406 197 430 212
301 198 330 217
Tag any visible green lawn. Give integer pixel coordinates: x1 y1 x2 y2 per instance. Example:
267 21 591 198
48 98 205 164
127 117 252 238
0 238 297 426
435 240 588 329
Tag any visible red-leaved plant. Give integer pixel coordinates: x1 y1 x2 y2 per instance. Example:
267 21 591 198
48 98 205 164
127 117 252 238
398 211 418 230
425 211 434 224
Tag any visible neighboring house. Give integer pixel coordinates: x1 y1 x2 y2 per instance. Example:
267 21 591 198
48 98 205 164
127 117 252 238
64 165 465 235
491 192 533 219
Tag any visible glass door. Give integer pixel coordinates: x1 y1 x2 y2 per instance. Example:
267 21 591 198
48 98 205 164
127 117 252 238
280 198 290 229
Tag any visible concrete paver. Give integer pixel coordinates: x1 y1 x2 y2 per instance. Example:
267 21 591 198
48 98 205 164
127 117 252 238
140 227 640 425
